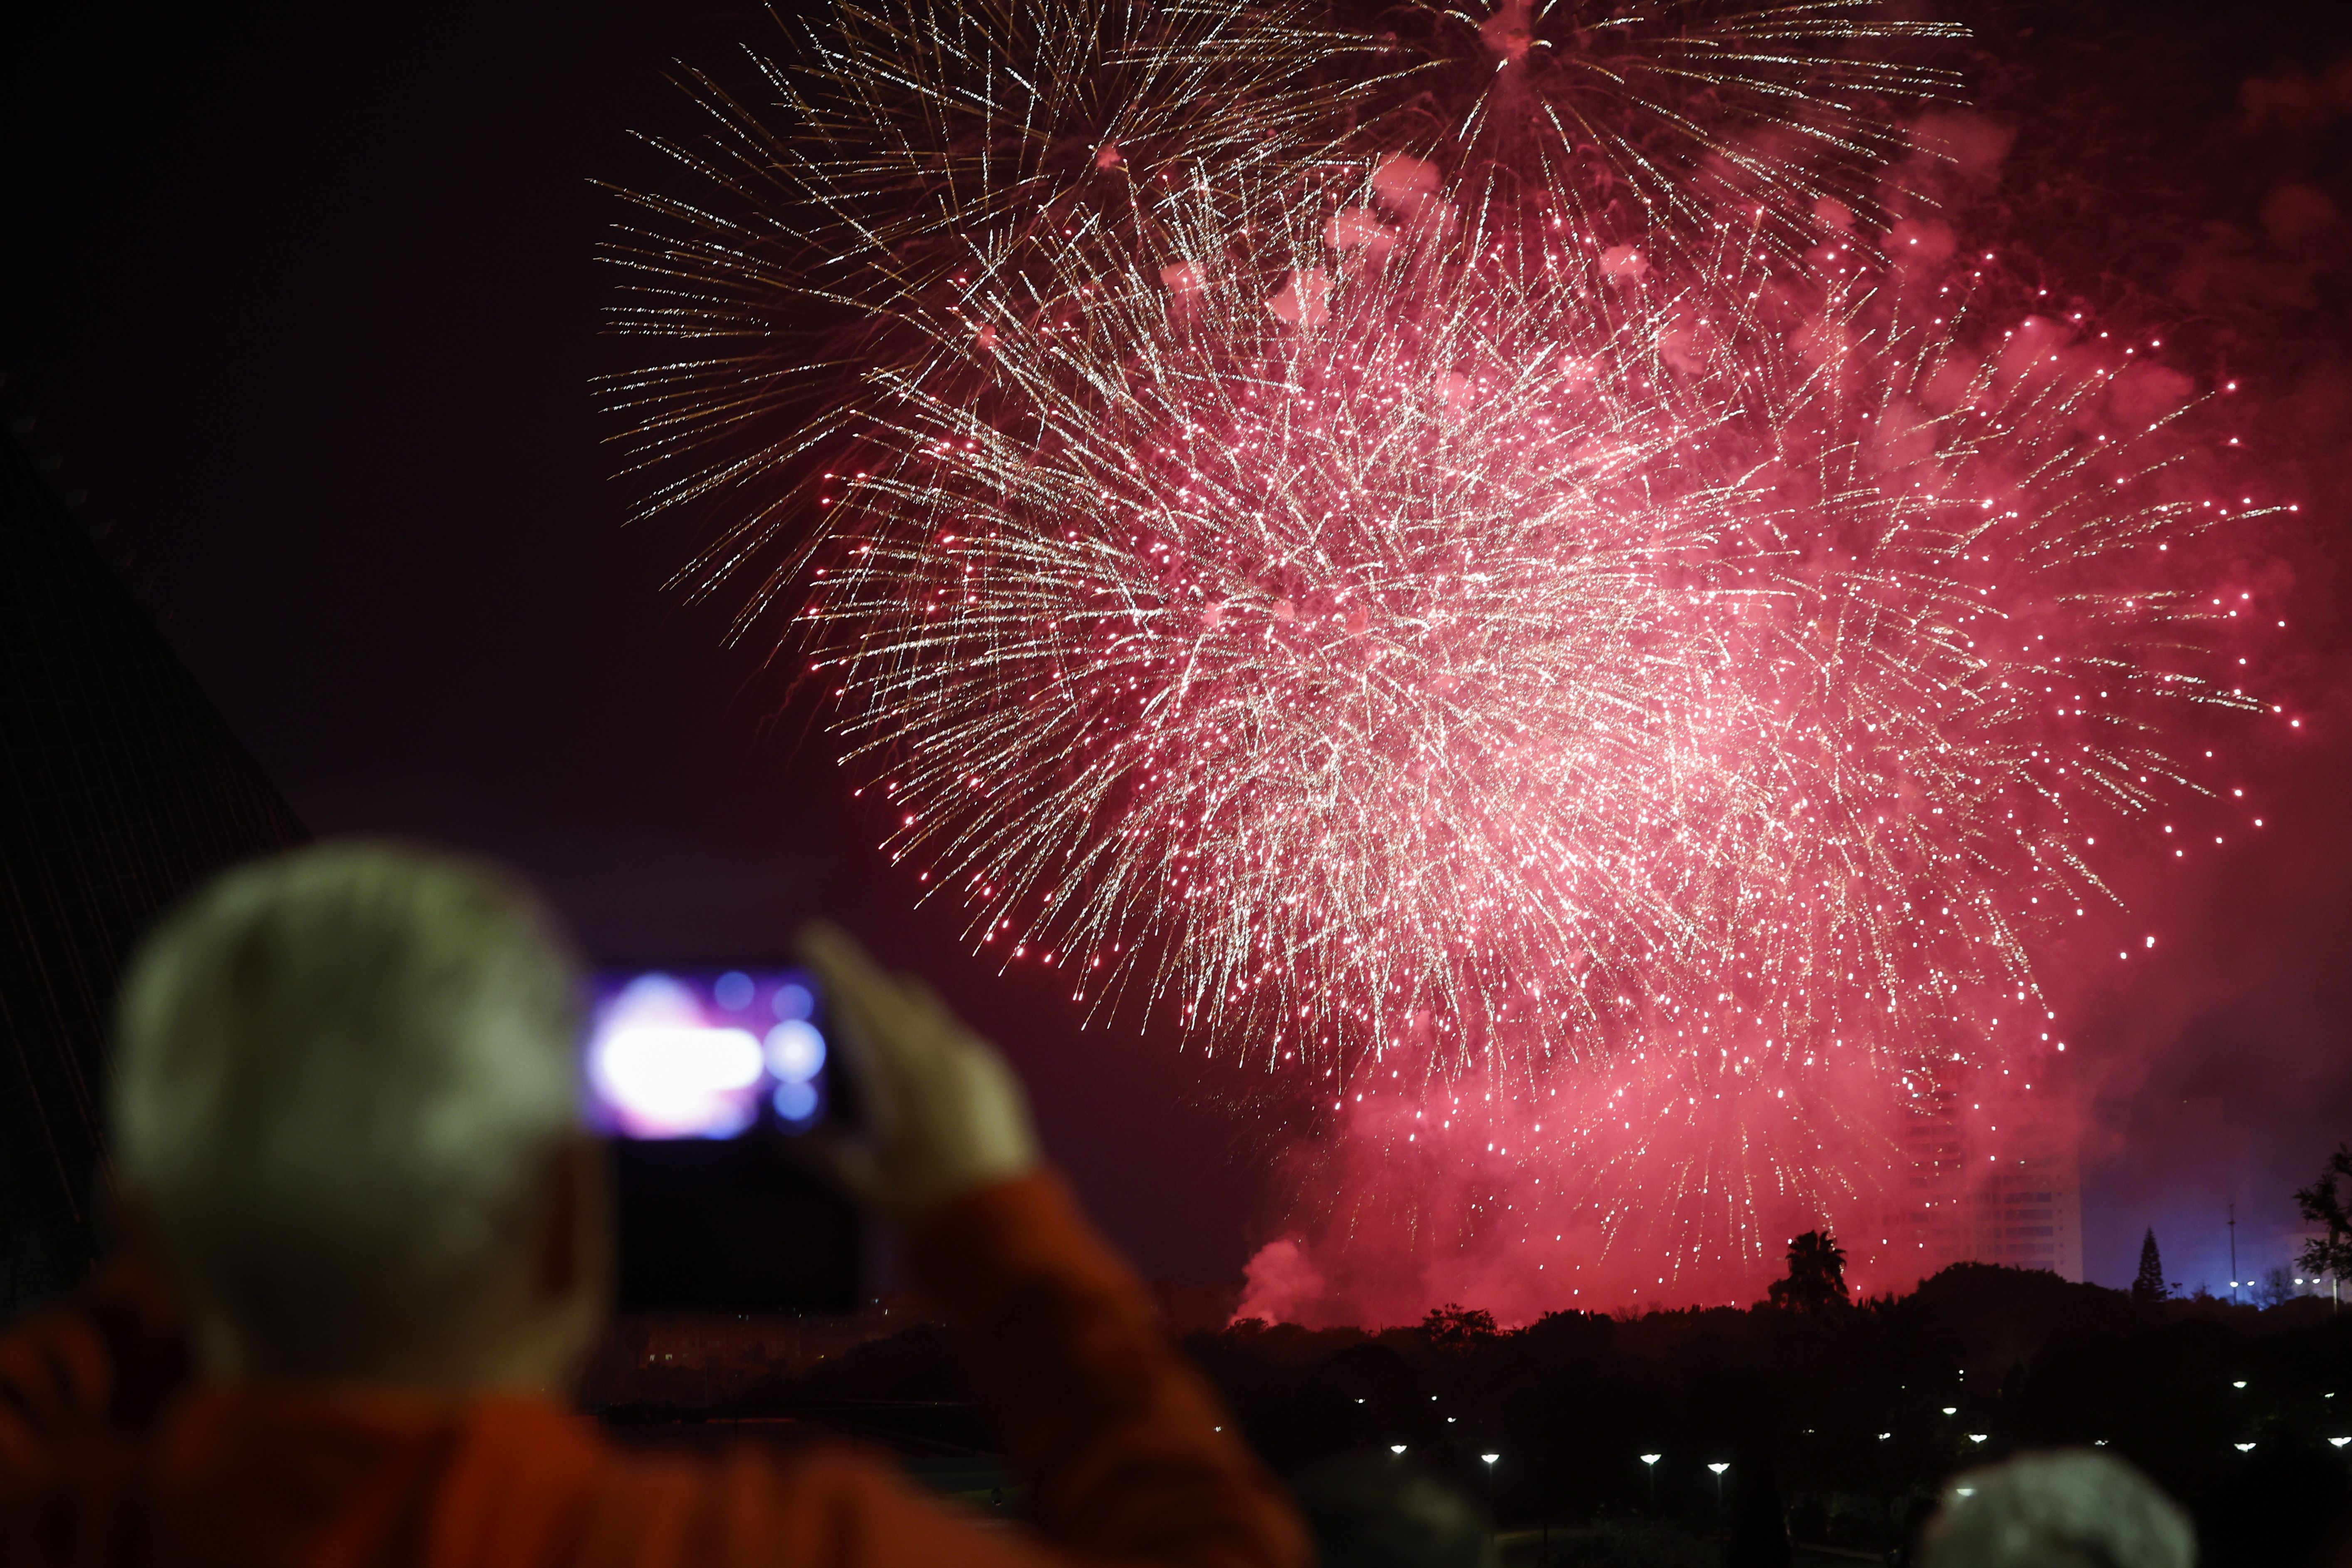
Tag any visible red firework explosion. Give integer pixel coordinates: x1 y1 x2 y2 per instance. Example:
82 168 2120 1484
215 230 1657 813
603 0 2289 1306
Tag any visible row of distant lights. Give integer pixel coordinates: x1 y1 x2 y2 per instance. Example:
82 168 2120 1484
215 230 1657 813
1382 1432 2352 1489
1358 1380 2345 1470
1383 1445 1504 1465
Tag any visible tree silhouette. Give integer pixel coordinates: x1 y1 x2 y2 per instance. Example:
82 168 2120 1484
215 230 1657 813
1420 1303 1499 1350
2258 1266 2296 1309
2295 1145 2352 1291
2132 1228 2168 1305
1768 1230 1848 1312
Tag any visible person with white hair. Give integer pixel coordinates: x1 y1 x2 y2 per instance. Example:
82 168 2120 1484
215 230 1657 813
1921 1449 2196 1568
0 841 1308 1568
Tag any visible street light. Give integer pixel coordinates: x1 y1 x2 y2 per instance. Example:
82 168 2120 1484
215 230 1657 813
2235 1443 2257 1453
1389 1444 1407 1455
2330 1438 2350 1449
1482 1454 1501 1466
1708 1461 1729 1516
1968 1434 1988 1445
1941 1407 1958 1417
1640 1454 1662 1514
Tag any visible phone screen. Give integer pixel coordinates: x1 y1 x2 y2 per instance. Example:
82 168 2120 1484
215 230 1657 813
589 966 866 1313
585 967 835 1140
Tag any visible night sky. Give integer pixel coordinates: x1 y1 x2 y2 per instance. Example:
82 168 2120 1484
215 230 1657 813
5 2 2349 1301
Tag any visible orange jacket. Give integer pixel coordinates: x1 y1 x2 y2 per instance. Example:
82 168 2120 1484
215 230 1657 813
0 1174 1308 1568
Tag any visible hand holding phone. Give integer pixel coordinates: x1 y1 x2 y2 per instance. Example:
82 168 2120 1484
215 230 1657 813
584 927 1040 1312
794 922 1040 1224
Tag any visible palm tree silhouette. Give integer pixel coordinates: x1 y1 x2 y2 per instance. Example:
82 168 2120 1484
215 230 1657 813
1768 1230 1848 1312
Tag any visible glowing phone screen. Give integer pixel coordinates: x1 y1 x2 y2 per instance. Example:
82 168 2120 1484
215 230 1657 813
584 968 830 1140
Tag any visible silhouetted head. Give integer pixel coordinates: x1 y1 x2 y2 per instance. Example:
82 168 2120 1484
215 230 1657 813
1921 1449 2194 1568
1292 1452 1495 1568
112 842 606 1388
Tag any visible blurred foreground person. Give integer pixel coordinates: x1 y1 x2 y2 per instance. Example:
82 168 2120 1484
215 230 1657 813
0 843 1308 1568
1920 1449 2194 1568
1290 1452 1495 1568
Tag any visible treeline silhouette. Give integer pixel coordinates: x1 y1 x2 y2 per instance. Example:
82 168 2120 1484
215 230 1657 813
1187 1271 2352 1561
595 1261 2352 1563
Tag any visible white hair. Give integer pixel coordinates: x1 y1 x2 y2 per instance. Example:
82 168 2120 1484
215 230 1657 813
113 842 582 1375
1923 1450 2195 1568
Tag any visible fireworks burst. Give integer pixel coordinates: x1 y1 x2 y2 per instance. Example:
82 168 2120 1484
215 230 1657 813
603 0 2280 1294
602 0 1393 584
1331 0 1967 266
796 185 2257 1078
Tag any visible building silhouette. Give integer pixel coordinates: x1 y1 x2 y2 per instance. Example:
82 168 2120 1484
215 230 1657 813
1969 1103 2085 1281
1 430 305 1313
1897 1065 2083 1283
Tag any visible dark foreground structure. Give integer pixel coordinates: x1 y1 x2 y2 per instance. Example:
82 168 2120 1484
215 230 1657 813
0 431 304 1310
589 1266 2352 1567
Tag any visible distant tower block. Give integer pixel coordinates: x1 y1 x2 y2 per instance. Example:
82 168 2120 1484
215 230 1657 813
1970 1101 2085 1282
1897 1066 2083 1284
1898 1069 1972 1277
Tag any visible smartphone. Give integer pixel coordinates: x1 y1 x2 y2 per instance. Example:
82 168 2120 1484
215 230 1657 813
585 965 867 1312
